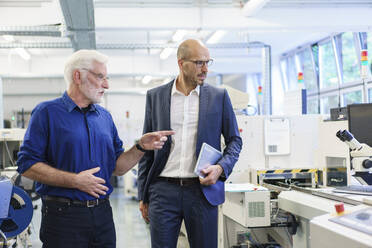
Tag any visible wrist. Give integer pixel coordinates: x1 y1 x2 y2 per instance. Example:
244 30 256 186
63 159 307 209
217 164 224 176
135 139 146 152
71 173 79 188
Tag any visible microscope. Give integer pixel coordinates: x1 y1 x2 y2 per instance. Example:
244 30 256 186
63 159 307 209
336 130 372 184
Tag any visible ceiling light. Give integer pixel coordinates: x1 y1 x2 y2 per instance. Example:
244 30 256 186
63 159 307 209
206 30 226 44
142 75 152 85
172 30 187 42
2 35 14 42
14 48 31 60
242 0 270 17
160 47 174 60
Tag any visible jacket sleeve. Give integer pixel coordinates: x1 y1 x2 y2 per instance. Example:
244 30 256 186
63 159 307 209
218 89 242 179
137 91 154 201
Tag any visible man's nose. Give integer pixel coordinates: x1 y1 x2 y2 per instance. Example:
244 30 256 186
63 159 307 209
201 63 208 72
102 79 109 89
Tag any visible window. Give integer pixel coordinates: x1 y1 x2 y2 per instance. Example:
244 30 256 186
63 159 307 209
340 32 360 83
319 40 339 89
307 97 319 114
287 55 298 90
279 32 370 114
343 90 362 106
297 48 317 92
368 33 372 75
320 94 339 114
280 59 288 91
368 88 372 103
247 75 258 108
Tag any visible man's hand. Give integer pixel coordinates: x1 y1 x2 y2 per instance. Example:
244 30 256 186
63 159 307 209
199 165 224 186
139 201 149 223
139 130 175 150
74 167 108 198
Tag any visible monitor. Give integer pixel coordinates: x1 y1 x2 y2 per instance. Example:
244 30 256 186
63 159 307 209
348 103 372 147
347 103 372 184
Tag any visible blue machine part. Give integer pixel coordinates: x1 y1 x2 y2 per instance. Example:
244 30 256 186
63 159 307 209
0 177 12 219
0 185 33 238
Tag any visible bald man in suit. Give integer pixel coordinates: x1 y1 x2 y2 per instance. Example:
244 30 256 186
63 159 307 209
138 39 242 248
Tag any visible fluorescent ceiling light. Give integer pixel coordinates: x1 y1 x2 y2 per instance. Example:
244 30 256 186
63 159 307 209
160 47 174 60
14 48 31 60
242 0 270 17
142 75 152 85
2 35 14 42
172 30 187 42
206 30 226 44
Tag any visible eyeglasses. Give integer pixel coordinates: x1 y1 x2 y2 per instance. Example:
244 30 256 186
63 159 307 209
184 59 214 68
81 68 110 82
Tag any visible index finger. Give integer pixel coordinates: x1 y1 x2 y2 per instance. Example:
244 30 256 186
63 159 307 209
157 130 175 136
87 167 101 173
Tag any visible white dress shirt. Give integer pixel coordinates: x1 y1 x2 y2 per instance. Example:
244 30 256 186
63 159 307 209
159 78 200 178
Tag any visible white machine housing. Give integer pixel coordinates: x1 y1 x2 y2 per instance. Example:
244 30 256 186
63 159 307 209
0 128 26 169
233 115 350 186
222 183 270 227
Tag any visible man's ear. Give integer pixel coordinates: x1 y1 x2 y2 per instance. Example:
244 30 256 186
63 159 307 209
178 59 183 70
72 69 82 85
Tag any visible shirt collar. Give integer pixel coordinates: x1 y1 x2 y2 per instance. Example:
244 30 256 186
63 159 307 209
172 76 200 96
62 91 98 114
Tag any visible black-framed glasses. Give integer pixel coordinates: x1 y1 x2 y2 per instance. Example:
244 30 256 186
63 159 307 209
184 59 214 68
81 68 110 82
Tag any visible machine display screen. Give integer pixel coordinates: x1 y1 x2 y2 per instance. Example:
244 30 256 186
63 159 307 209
347 103 372 147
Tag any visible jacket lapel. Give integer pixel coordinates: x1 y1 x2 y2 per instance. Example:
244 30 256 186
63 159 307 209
196 83 209 156
160 80 174 130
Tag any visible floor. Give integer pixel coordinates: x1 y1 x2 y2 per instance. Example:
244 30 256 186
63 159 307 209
30 188 189 247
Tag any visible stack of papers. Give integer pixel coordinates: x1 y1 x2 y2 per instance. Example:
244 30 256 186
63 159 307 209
225 183 268 192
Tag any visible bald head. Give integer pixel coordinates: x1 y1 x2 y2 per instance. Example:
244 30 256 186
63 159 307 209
177 39 208 60
176 39 210 88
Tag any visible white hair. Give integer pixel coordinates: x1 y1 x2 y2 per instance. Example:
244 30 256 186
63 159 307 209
64 49 109 86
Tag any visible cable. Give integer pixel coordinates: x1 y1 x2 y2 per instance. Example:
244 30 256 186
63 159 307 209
250 230 265 248
270 200 280 220
3 138 17 167
246 105 258 116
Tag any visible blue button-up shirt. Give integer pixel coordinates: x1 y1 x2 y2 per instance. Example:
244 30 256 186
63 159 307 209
17 92 124 200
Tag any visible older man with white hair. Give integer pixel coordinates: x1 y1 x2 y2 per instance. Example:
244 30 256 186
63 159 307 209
17 49 174 248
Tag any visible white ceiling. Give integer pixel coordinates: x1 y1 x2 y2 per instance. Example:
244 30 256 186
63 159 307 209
0 0 372 77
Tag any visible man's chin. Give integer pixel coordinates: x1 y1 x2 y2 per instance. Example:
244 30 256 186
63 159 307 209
197 80 205 85
92 97 102 104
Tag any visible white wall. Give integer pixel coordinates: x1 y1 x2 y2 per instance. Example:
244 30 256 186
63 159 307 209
2 77 148 147
222 74 247 93
271 63 284 115
105 93 146 148
1 70 269 141
3 78 66 121
0 77 3 128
